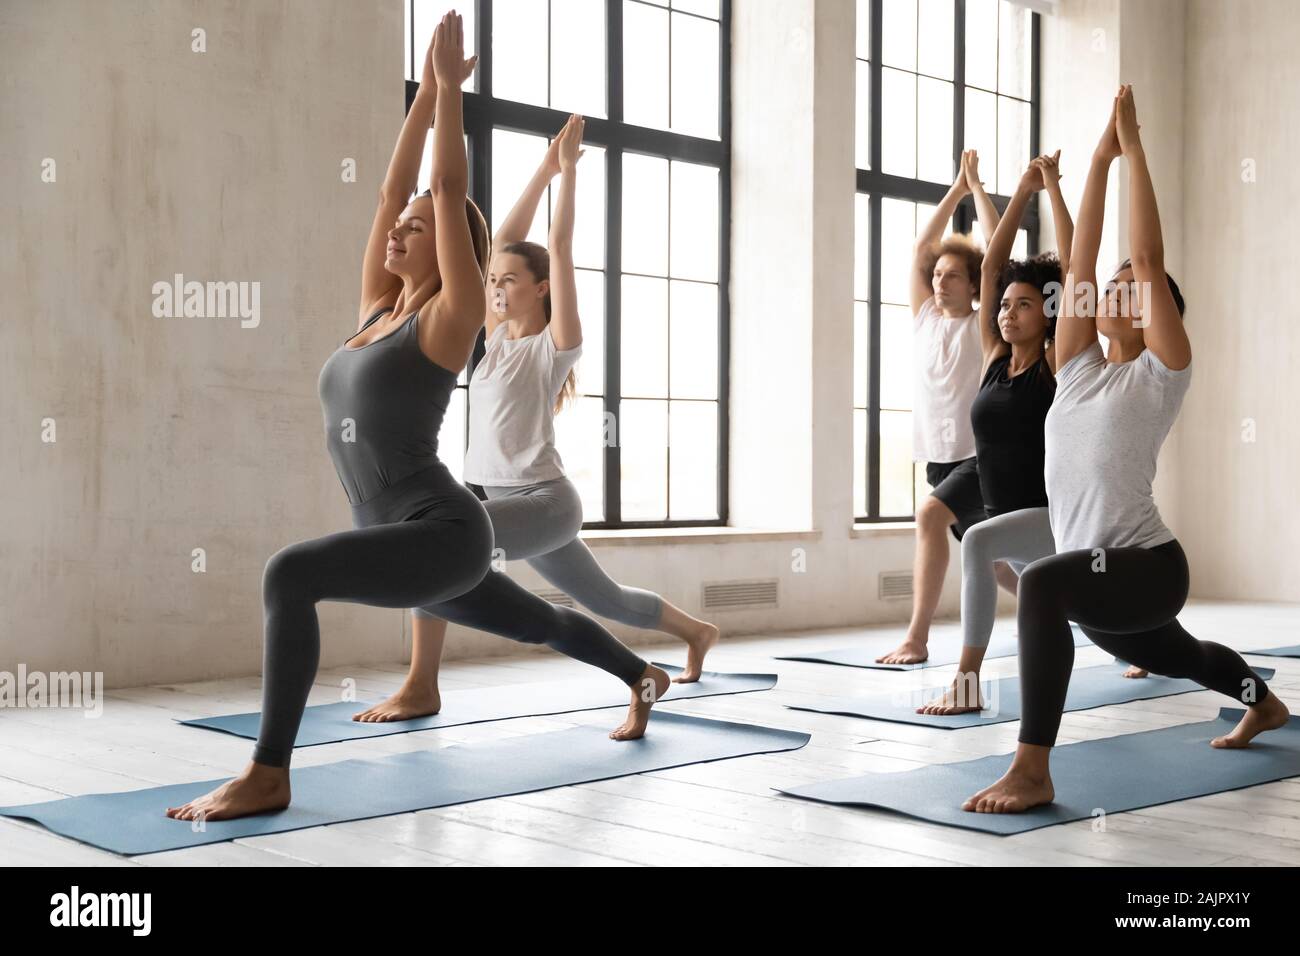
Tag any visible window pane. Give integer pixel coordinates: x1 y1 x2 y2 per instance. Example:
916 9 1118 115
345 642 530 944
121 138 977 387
491 129 549 242
574 268 605 396
997 95 1030 194
855 60 871 170
620 399 668 520
669 280 718 399
879 409 914 516
668 401 718 519
856 0 871 59
964 0 998 91
881 0 917 71
853 407 867 517
916 0 954 79
880 304 913 411
620 275 668 397
622 153 668 276
624 1 669 130
671 0 719 17
963 87 997 185
853 301 869 408
552 0 607 116
998 0 1031 99
549 144 607 271
492 0 547 107
879 197 916 306
880 68 917 178
1012 227 1028 261
440 387 467 482
554 395 606 519
671 12 720 139
854 193 872 302
916 77 954 184
670 161 719 281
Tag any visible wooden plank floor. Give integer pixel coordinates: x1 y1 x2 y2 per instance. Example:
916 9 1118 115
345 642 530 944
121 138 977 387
2 599 1298 866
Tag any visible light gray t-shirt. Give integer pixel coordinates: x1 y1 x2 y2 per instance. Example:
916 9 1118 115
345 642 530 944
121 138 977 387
1043 340 1192 552
463 321 582 487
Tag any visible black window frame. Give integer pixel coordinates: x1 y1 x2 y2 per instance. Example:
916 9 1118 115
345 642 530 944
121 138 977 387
856 0 1041 523
404 0 732 530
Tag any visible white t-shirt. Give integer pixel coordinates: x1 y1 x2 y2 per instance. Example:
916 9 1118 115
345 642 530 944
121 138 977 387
463 322 583 486
1043 340 1192 553
913 296 982 463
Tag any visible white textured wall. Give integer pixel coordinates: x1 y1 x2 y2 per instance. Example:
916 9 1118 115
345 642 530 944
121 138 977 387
1176 0 1300 600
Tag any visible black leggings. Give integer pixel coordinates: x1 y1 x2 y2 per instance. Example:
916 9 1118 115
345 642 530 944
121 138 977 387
1016 538 1268 747
253 464 647 767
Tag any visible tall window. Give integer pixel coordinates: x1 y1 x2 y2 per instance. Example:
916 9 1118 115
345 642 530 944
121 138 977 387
404 0 731 528
853 0 1040 521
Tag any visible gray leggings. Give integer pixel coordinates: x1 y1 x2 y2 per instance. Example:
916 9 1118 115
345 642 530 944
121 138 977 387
960 506 1056 650
414 476 664 630
253 465 647 768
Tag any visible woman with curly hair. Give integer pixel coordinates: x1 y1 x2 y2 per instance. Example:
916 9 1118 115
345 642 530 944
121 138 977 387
919 151 1074 714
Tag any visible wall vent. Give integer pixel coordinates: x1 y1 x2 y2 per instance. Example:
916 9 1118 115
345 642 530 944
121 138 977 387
702 579 779 611
878 571 913 600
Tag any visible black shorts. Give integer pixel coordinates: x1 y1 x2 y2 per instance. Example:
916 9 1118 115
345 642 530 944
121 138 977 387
925 457 988 542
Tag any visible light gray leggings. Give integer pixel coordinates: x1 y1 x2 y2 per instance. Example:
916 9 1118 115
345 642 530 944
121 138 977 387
413 476 664 630
960 506 1056 649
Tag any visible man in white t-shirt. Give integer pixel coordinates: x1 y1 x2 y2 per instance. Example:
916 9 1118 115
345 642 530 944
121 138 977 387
876 151 1019 665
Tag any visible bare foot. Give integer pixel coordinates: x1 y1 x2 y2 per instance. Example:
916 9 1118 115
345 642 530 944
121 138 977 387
1212 693 1291 749
1122 665 1148 679
918 672 984 715
164 763 291 822
352 682 441 722
877 637 928 665
610 664 672 740
674 622 720 683
962 767 1054 814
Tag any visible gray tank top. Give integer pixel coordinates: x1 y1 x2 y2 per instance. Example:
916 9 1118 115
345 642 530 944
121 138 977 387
317 307 458 505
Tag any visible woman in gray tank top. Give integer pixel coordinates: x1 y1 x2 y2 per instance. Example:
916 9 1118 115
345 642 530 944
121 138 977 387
354 115 720 727
166 16 668 825
962 86 1289 817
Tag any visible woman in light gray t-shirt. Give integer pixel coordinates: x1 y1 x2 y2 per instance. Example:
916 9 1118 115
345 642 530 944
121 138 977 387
962 86 1289 818
354 115 720 735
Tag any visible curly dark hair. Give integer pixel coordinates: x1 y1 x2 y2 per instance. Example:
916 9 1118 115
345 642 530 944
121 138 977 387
991 251 1063 342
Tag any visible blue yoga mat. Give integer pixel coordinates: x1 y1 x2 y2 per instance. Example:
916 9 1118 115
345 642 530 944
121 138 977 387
787 663 1275 728
779 707 1300 835
1245 645 1300 659
177 663 776 747
0 712 809 855
777 624 1090 670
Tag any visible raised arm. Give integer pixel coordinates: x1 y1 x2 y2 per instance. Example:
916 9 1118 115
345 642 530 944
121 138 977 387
547 115 585 351
1116 85 1189 371
358 36 448 325
1035 150 1073 277
963 150 1001 246
483 119 565 337
426 13 485 343
977 161 1042 367
909 165 970 316
1057 92 1121 369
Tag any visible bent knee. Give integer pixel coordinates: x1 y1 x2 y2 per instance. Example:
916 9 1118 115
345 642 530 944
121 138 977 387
262 543 313 601
917 496 954 534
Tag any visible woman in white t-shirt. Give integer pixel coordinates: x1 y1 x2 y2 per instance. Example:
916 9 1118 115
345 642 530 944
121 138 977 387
354 115 719 729
963 87 1289 816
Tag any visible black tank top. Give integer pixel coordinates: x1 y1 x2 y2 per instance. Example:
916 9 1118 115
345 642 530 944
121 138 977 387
317 307 458 505
969 352 1056 516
